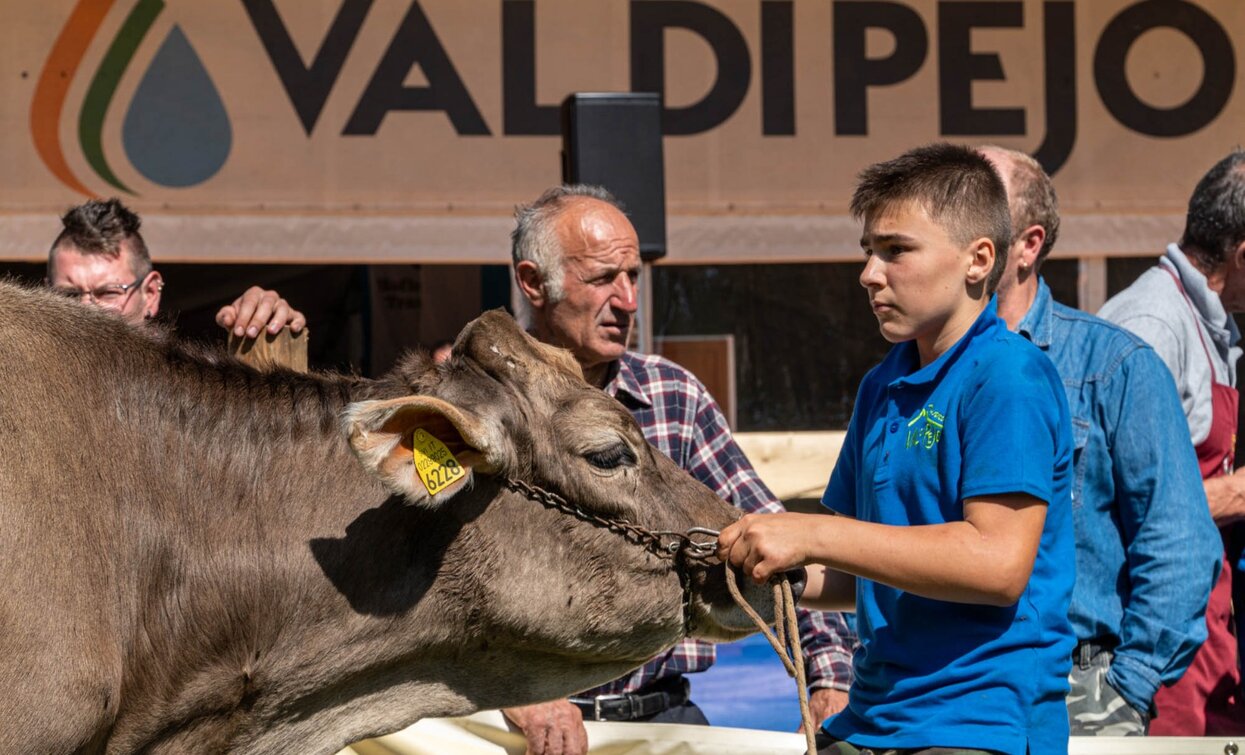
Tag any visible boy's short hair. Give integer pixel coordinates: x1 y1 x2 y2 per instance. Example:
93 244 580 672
851 143 1012 293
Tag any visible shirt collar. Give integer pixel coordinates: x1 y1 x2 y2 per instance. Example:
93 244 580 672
1164 243 1241 349
892 296 1004 386
1017 278 1054 348
603 353 654 408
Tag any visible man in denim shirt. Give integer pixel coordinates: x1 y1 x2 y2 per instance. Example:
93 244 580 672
981 147 1220 734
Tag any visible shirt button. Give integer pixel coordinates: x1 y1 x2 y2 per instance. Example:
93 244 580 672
889 421 898 433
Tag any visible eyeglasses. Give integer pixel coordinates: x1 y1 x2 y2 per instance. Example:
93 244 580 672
49 275 149 307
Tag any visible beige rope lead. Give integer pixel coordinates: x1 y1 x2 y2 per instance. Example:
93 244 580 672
724 568 818 755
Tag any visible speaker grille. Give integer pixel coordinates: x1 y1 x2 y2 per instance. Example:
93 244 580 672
561 92 667 262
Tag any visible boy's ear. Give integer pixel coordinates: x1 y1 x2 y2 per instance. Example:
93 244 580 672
966 237 995 286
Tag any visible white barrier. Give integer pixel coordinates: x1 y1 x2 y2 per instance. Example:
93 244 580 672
339 711 806 754
733 431 846 501
340 712 1244 755
1070 739 1241 754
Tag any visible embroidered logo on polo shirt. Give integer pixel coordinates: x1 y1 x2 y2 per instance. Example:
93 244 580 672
906 404 945 450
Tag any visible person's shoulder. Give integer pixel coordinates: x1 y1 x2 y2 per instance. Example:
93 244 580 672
620 350 706 390
856 346 905 393
983 323 1049 357
622 350 694 378
1098 271 1189 357
975 327 1061 384
1098 265 1177 321
968 331 1070 428
1048 300 1154 354
1046 301 1177 389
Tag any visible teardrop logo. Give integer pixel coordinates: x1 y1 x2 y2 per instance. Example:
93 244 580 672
31 0 232 196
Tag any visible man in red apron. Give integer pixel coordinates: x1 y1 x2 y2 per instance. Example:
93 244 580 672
1100 150 1245 734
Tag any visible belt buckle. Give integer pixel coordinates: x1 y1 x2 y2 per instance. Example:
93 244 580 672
591 693 628 722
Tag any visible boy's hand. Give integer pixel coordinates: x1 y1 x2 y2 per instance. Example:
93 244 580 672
718 512 811 583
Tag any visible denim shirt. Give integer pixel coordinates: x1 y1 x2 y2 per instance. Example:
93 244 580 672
1018 279 1220 711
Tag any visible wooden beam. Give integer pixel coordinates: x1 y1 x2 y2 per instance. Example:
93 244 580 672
1078 258 1108 314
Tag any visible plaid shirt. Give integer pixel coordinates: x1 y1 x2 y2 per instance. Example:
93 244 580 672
580 351 857 697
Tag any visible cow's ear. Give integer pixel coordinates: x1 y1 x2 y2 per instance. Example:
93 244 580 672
343 395 502 507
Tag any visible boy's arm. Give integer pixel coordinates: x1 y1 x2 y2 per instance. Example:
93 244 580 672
798 563 856 612
720 493 1047 607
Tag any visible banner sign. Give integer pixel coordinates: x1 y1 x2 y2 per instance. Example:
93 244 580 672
4 0 1244 262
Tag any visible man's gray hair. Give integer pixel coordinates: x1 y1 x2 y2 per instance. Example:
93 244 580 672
511 184 624 328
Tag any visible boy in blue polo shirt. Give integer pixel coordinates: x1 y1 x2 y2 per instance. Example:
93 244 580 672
719 144 1075 755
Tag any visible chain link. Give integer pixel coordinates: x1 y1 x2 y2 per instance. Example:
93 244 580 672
502 477 724 633
502 478 722 565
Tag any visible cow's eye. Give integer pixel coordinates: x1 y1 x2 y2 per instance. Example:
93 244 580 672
585 444 636 470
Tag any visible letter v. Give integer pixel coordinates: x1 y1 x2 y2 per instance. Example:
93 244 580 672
242 0 373 134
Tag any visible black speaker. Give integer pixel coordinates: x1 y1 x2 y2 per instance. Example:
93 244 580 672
561 92 667 262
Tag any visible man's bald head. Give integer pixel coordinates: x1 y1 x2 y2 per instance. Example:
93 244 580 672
978 146 1060 267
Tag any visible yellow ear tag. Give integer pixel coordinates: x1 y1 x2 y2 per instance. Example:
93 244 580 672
411 428 467 495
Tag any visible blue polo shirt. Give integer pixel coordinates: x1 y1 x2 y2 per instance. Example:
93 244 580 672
822 298 1075 755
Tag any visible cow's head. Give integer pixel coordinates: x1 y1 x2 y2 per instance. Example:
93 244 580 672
343 311 782 669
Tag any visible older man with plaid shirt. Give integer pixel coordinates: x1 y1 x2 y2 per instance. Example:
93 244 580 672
502 184 855 755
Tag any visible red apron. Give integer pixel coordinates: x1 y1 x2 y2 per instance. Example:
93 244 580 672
1150 268 1242 735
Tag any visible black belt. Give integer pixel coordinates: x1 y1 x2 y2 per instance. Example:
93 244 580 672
569 677 689 722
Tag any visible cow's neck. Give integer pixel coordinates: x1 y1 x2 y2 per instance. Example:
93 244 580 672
106 373 678 754
100 373 462 751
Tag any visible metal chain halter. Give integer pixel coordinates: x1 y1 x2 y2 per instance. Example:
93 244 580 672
502 477 718 631
501 476 817 753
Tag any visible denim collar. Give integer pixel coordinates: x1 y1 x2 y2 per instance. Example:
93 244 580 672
603 353 654 408
1163 243 1241 351
892 296 1003 387
1017 278 1055 348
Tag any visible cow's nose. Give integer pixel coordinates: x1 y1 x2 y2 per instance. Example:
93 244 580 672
783 567 807 602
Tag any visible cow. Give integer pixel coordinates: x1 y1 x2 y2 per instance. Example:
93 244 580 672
0 281 787 754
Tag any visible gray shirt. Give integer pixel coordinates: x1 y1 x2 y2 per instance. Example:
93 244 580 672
1098 243 1242 446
